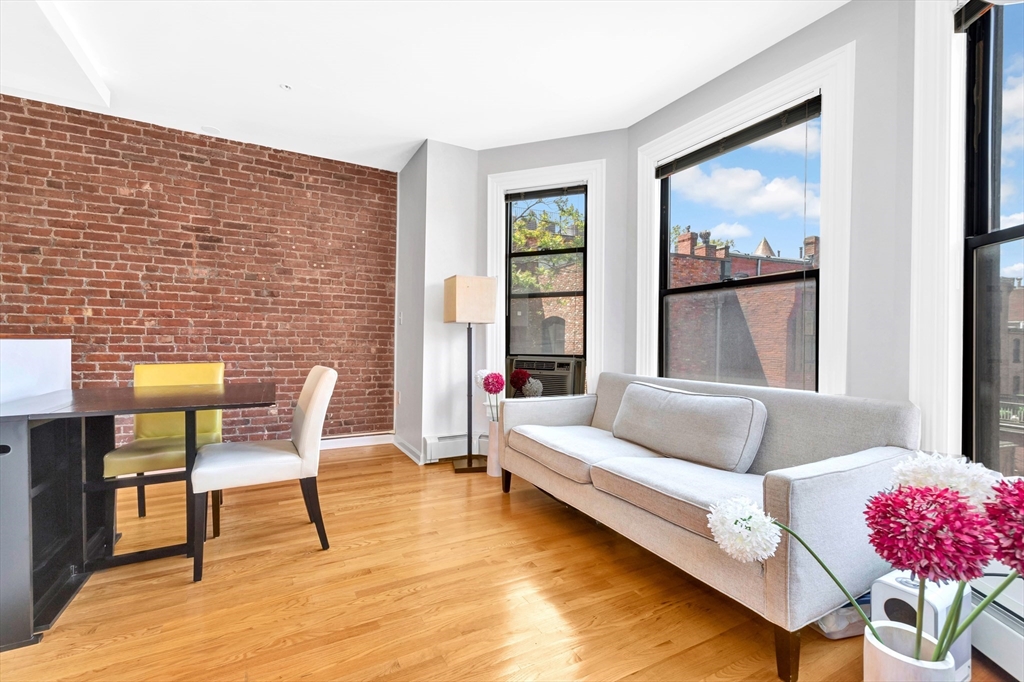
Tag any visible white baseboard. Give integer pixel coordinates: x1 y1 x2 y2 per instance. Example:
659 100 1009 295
394 435 423 464
319 433 395 451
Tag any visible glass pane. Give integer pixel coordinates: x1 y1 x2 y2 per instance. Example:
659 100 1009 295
974 237 1024 476
509 193 585 253
663 279 816 390
998 3 1023 230
510 253 583 294
666 118 820 288
509 296 583 356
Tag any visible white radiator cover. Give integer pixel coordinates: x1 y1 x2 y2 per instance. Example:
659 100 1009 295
422 433 483 463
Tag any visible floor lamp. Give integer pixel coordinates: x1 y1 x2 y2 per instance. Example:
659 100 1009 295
443 275 497 474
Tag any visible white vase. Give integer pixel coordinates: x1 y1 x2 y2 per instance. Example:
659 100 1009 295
863 621 955 682
486 420 501 477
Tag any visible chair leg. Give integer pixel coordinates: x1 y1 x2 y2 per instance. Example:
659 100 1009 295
136 473 147 517
774 625 801 682
501 469 511 493
212 490 221 538
299 480 314 524
192 491 208 582
299 477 329 550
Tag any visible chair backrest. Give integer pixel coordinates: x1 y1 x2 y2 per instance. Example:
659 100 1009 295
291 365 339 478
134 363 225 440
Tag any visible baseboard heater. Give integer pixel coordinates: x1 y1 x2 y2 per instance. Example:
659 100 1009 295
971 567 1023 681
422 434 482 464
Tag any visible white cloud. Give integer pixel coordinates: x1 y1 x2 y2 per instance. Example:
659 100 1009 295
1005 70 1024 153
710 222 752 240
1002 262 1024 278
1004 181 1017 205
1002 212 1024 230
673 165 821 220
750 121 821 155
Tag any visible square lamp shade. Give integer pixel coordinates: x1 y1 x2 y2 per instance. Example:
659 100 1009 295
443 276 496 324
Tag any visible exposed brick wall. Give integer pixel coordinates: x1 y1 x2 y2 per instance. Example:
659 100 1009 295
1 95 396 443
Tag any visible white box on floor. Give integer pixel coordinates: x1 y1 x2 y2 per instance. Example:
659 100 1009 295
871 571 972 682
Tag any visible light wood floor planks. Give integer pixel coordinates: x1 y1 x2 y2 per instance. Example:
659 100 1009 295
0 445 1014 681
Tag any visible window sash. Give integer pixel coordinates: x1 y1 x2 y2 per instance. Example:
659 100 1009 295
505 187 587 358
655 96 821 180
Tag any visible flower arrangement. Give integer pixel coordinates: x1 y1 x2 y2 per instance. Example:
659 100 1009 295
510 368 531 397
481 372 504 421
707 451 1023 664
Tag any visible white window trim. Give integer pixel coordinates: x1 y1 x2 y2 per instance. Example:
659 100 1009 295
486 160 606 390
635 42 856 395
909 0 965 453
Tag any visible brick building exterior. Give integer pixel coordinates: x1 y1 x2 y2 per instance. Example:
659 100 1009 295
0 95 396 442
665 231 819 389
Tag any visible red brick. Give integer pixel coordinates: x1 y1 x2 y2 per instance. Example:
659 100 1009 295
1 94 396 443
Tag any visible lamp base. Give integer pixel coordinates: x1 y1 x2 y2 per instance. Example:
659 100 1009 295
452 455 488 474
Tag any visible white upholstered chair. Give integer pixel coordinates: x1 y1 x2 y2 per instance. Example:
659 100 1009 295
190 365 338 581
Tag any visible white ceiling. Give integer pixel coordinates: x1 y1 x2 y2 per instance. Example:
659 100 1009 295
0 1 848 172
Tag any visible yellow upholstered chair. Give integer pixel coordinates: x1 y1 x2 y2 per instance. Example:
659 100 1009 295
103 362 225 528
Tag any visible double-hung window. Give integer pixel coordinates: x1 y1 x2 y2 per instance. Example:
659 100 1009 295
658 97 821 390
505 186 587 359
961 0 1024 476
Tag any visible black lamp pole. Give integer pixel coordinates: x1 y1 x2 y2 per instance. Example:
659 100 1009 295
453 321 486 473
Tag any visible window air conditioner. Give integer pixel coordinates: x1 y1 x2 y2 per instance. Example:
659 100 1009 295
506 356 583 397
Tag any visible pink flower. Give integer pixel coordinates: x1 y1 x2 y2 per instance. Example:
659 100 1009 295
482 372 505 395
986 478 1024 575
865 486 997 583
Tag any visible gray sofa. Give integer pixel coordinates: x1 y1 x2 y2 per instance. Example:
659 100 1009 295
499 372 921 682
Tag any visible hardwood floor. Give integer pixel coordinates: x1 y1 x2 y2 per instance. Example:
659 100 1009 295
0 445 1014 681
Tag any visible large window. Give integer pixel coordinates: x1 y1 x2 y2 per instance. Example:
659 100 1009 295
962 0 1024 477
505 186 586 358
658 97 821 390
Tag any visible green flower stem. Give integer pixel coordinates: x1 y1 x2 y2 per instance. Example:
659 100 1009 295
942 571 1020 659
914 578 926 659
774 521 881 643
932 581 965 662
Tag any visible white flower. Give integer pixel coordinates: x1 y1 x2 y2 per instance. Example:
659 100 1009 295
523 377 544 397
892 451 1000 509
707 497 781 563
475 369 490 389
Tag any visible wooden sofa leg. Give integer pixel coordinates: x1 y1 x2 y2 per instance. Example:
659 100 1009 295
501 469 511 493
774 626 801 682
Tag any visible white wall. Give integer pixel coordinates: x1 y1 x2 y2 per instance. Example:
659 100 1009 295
396 0 926 461
394 139 481 457
626 0 917 402
421 140 481 441
395 142 428 459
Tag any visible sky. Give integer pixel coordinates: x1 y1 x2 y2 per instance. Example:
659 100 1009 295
999 3 1024 280
668 118 820 262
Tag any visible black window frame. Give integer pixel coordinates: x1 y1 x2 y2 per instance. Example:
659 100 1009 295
960 0 1024 460
504 185 587 359
656 97 822 389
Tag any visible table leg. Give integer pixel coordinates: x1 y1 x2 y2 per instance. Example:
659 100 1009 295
82 416 115 559
184 411 197 557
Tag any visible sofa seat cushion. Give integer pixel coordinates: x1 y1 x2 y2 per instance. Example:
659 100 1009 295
508 425 659 484
612 381 767 473
592 457 764 540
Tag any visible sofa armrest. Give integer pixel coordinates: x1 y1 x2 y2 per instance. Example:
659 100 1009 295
499 394 598 446
762 446 912 631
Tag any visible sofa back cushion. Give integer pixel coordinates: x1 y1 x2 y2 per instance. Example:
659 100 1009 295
612 382 766 473
593 373 921 475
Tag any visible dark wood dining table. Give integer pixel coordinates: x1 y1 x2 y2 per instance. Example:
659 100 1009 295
0 381 276 651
